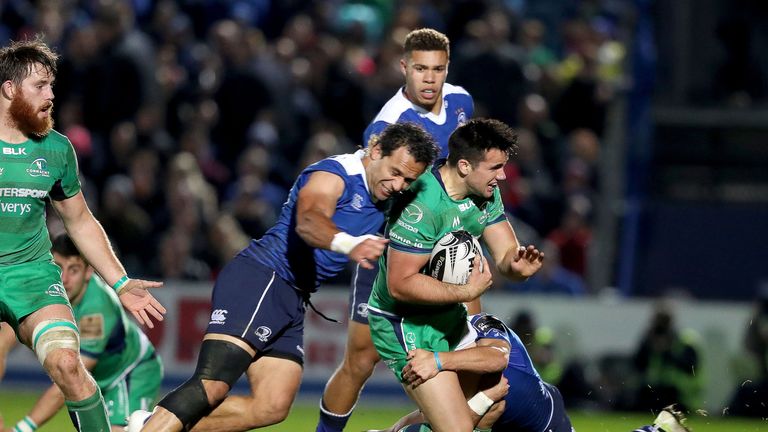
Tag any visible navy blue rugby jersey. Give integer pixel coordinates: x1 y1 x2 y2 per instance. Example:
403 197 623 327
469 313 540 379
363 83 473 158
240 151 386 291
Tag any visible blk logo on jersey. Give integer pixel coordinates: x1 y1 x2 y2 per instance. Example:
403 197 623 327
209 309 228 324
2 147 26 155
26 158 50 177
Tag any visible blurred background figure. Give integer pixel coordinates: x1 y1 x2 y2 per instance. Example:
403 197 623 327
632 302 703 412
728 284 768 417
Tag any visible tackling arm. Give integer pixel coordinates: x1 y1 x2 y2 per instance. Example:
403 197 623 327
295 171 388 269
51 192 165 327
401 339 510 386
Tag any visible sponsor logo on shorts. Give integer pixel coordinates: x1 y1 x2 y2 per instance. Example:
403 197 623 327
296 345 304 357
255 326 272 342
356 303 369 318
46 283 66 298
405 331 417 350
351 193 364 210
401 204 423 224
26 158 50 177
0 168 4 176
209 309 228 324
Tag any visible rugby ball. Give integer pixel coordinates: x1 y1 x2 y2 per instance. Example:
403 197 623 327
428 230 483 284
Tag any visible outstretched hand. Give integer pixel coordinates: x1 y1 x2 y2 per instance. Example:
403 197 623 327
118 279 166 328
509 245 544 278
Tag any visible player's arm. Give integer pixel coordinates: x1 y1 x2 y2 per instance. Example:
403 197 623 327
51 192 166 327
12 356 97 430
387 248 491 304
401 338 510 386
295 171 388 269
482 220 544 281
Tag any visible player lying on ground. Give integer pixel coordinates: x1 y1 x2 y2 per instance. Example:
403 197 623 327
369 313 690 432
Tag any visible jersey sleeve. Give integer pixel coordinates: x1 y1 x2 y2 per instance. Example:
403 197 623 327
50 138 82 200
484 187 507 226
386 199 436 255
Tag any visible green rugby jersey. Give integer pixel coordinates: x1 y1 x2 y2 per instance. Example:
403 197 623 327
0 131 81 265
369 164 507 315
74 275 155 390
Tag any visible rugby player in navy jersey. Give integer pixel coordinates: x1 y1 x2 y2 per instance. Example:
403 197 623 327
372 314 690 432
318 28 475 432
127 122 437 432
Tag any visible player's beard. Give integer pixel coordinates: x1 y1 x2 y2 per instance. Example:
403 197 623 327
8 94 53 138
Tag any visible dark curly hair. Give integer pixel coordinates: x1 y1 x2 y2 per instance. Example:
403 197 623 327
447 118 518 166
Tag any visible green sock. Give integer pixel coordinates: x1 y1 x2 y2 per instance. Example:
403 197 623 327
65 389 110 432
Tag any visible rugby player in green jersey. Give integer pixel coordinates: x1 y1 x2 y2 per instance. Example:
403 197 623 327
367 118 544 432
1 234 163 431
0 38 165 432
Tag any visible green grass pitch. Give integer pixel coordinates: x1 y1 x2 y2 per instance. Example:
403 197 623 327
1 390 765 431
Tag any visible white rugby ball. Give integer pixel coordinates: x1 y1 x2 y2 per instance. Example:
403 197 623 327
428 230 483 284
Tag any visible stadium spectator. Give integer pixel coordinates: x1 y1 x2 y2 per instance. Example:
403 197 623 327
318 28 475 432
127 123 437 432
632 302 704 412
0 37 164 432
728 284 768 417
0 234 163 431
367 119 543 432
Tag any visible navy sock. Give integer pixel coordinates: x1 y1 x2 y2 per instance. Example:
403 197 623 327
316 399 354 432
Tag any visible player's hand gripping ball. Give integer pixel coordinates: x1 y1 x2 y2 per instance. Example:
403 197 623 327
428 230 483 284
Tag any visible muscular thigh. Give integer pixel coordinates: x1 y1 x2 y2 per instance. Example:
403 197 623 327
246 356 303 404
0 261 71 330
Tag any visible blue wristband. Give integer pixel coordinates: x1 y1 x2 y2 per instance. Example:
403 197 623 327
434 351 442 371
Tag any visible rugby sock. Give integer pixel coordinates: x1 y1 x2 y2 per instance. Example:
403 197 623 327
316 400 354 432
65 389 110 432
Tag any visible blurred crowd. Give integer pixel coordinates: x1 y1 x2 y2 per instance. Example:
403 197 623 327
1 0 629 291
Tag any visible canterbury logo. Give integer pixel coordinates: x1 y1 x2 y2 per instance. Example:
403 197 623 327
209 309 228 324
